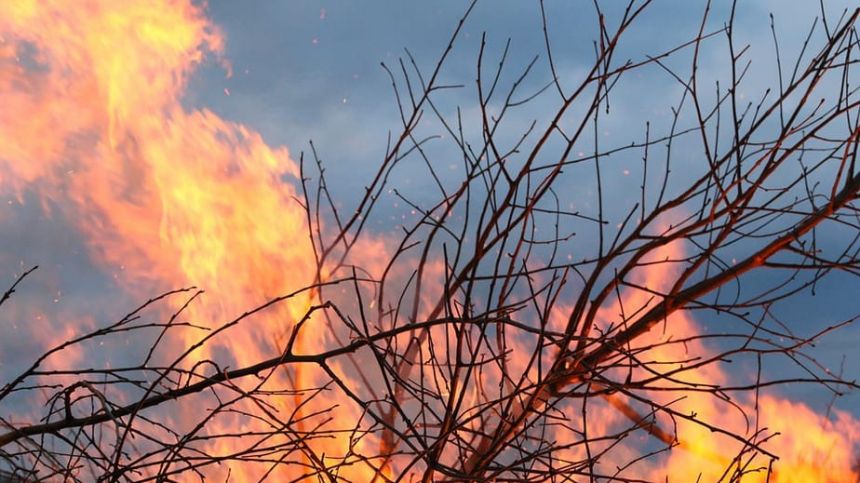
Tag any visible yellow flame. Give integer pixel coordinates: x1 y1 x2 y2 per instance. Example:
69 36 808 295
0 0 376 479
582 240 860 481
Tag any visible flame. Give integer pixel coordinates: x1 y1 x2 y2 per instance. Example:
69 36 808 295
0 0 373 479
579 240 860 481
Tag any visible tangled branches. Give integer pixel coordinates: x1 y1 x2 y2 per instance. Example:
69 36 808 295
2 1 860 481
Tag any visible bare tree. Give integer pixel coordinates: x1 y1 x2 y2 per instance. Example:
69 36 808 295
2 1 860 481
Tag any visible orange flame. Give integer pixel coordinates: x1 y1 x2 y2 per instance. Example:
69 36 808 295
575 240 860 481
1 1 858 481
0 0 372 479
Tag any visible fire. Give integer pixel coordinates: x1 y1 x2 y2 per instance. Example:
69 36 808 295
1 0 858 481
0 0 359 479
579 240 860 481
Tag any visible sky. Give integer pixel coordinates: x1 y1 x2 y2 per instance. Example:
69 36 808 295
0 0 859 478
